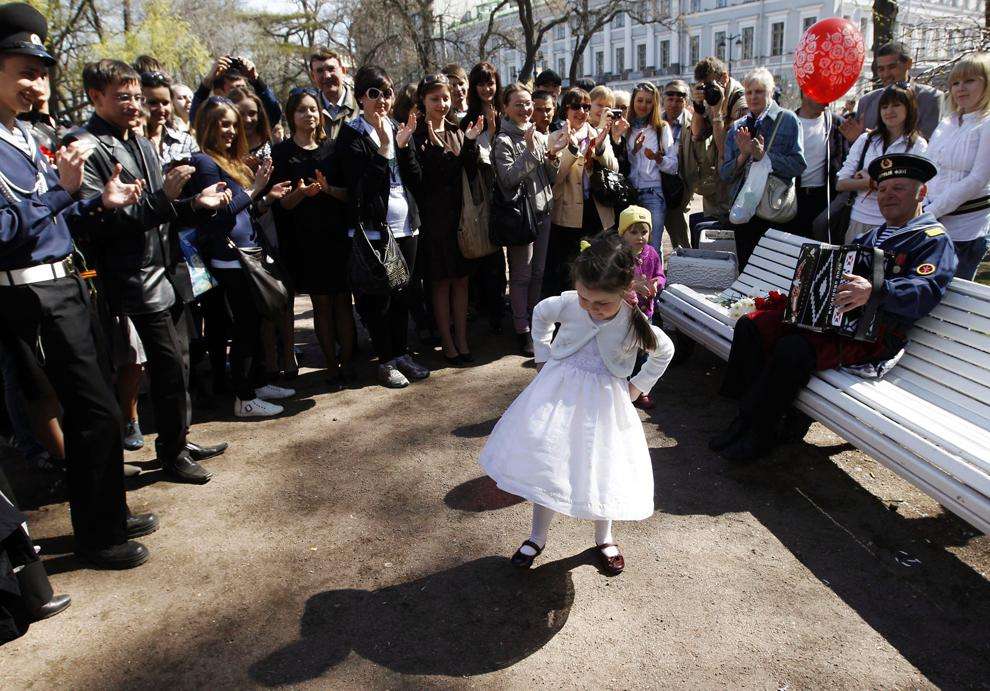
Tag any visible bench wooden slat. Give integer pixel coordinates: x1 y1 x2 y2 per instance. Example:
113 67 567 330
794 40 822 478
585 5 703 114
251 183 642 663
940 289 990 322
744 263 793 291
751 245 800 273
926 302 990 335
907 340 990 386
807 376 990 496
746 254 797 282
766 229 809 247
656 301 732 359
797 387 990 536
660 290 735 340
949 277 990 302
890 371 990 432
908 329 990 371
663 285 733 325
892 359 990 427
759 236 804 258
898 353 990 404
914 315 990 352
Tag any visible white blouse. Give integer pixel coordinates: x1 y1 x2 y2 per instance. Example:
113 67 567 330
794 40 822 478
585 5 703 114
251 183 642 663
626 123 677 189
925 111 990 241
838 132 928 227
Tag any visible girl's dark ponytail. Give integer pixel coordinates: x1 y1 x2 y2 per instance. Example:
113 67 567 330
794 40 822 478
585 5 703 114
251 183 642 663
571 233 659 353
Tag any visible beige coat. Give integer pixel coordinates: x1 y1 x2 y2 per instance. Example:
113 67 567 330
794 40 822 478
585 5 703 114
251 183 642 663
547 123 618 230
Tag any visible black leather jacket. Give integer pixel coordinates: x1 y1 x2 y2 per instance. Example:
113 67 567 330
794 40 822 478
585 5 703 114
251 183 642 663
64 116 200 315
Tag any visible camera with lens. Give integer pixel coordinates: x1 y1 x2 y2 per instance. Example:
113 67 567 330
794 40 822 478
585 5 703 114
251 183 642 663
702 81 723 106
227 55 245 72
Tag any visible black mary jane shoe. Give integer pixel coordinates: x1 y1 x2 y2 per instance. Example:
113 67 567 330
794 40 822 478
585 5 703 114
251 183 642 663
720 432 773 465
510 540 544 569
442 350 462 366
596 543 625 576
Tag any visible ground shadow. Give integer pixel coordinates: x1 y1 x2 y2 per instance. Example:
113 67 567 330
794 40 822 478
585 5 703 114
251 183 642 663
444 475 523 512
645 349 990 688
451 417 499 439
249 553 584 685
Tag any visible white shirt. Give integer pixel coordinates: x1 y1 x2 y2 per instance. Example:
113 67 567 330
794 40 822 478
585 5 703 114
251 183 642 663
798 113 828 188
349 116 416 240
925 111 990 241
838 132 928 227
626 123 677 189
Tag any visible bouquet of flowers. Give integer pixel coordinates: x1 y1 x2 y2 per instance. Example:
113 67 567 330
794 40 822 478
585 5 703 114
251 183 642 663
710 290 788 320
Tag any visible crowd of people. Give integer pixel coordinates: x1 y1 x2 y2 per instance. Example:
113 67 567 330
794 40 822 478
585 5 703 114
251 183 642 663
0 0 987 642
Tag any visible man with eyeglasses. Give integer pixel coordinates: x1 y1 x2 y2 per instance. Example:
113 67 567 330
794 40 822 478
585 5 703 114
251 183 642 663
662 80 693 249
64 59 232 487
309 49 357 140
842 42 944 142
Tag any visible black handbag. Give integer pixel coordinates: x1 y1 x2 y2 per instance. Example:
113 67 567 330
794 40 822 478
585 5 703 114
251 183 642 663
227 240 289 321
661 171 685 209
490 181 538 247
589 167 637 209
348 221 410 295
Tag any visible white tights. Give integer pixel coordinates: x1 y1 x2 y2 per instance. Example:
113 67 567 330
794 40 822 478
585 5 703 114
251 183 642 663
520 503 618 557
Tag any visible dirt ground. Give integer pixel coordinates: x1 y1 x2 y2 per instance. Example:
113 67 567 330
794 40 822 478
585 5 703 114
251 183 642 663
1 293 988 690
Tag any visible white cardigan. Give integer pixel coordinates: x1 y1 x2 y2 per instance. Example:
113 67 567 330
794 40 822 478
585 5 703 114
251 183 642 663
532 291 675 395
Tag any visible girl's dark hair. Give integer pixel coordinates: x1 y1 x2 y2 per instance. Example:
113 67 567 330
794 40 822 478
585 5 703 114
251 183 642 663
353 65 392 99
571 233 659 352
284 89 326 141
561 87 591 112
870 84 920 150
392 83 418 123
463 61 502 131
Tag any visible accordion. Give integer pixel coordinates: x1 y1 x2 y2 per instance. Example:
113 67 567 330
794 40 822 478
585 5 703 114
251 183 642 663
783 243 890 342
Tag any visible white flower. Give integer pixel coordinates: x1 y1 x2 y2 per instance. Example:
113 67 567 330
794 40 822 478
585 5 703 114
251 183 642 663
728 297 756 320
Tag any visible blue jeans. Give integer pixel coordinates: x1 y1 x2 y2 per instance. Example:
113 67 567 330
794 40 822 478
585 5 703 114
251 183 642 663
636 187 667 259
953 235 989 281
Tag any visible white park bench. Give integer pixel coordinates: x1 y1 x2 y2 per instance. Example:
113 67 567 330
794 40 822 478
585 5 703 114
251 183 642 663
658 228 990 535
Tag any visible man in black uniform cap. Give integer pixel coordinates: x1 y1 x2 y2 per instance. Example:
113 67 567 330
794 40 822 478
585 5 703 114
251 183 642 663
0 2 155 568
711 153 958 463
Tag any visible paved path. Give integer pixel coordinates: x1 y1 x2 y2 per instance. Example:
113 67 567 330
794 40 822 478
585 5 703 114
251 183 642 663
1 297 988 689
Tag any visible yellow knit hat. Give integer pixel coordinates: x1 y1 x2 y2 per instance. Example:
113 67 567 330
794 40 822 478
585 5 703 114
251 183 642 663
617 205 652 236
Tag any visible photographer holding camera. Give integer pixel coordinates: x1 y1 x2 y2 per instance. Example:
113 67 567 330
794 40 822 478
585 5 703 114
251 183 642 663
188 54 282 130
686 57 747 228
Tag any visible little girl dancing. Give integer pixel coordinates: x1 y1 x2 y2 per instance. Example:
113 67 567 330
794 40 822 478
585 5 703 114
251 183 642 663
479 234 675 575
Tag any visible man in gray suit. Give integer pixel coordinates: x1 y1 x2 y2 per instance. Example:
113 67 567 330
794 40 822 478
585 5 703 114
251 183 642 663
841 42 944 142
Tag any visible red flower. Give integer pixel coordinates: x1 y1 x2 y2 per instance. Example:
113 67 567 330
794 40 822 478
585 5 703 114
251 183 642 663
39 145 56 163
753 290 787 311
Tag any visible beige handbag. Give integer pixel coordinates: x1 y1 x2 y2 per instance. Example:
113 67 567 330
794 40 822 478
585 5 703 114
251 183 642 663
755 114 797 224
457 169 499 259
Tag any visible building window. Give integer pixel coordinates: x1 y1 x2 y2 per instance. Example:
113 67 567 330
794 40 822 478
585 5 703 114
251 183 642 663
690 0 700 12
555 24 565 40
689 34 700 65
637 43 647 70
615 46 625 72
802 15 817 33
715 30 727 61
716 0 726 6
595 50 605 75
613 11 625 28
659 39 671 69
558 57 566 76
510 66 518 82
741 26 754 59
770 21 784 57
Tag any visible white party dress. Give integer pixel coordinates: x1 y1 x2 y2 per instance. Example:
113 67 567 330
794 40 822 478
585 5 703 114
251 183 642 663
479 331 655 521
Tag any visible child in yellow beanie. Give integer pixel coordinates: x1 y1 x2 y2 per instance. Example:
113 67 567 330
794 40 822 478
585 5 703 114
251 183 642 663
617 205 666 321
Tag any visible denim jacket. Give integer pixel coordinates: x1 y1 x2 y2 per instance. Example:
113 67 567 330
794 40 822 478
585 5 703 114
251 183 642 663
720 101 806 200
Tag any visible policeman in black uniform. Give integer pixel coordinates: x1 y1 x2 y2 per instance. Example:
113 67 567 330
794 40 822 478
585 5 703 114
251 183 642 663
0 3 155 568
712 153 958 462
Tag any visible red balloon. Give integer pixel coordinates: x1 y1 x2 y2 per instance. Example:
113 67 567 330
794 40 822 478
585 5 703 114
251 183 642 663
793 18 866 104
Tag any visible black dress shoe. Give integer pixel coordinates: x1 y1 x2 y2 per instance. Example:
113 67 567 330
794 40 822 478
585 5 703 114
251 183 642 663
457 352 475 364
186 440 228 461
720 433 773 464
709 414 750 452
442 352 462 366
163 452 213 484
76 540 150 569
518 332 534 356
16 561 71 620
126 512 159 538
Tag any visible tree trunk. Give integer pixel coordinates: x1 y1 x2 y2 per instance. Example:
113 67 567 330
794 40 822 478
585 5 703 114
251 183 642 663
516 0 538 82
123 0 133 32
871 0 898 83
569 35 592 83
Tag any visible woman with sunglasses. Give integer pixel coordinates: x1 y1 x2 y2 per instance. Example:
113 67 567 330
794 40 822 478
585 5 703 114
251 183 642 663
185 97 294 417
270 88 356 389
615 81 678 259
411 74 486 365
544 87 619 296
462 62 507 335
333 65 429 389
492 83 567 355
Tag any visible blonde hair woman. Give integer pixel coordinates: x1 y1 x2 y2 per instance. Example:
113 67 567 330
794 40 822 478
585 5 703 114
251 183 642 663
924 52 990 279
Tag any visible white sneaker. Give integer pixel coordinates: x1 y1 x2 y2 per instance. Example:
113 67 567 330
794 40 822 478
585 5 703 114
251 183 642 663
234 397 284 417
394 354 430 381
255 383 295 400
378 363 410 388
